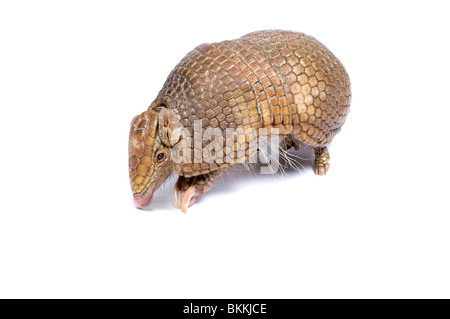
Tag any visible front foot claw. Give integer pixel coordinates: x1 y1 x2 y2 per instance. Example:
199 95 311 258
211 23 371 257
173 169 225 213
173 177 207 213
180 185 200 213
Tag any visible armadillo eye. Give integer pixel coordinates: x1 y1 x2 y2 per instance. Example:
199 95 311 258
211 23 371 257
157 153 165 161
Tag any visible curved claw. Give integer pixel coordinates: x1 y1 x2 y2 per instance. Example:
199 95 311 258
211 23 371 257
180 185 197 213
173 179 181 208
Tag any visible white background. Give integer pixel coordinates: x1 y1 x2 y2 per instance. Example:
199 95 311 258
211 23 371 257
0 0 449 298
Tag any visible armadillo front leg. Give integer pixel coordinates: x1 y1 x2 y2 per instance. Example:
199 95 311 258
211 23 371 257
314 147 330 176
174 168 226 213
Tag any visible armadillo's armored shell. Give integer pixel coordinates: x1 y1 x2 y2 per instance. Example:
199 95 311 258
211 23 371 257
150 30 351 177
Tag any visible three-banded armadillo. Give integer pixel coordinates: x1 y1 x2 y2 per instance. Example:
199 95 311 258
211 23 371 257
129 30 351 212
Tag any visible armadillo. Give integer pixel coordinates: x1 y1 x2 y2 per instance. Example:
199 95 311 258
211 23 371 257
129 30 351 212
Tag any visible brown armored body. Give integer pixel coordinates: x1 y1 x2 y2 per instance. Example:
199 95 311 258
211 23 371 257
129 30 351 212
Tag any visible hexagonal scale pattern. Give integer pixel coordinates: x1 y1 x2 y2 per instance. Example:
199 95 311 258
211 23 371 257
150 30 351 177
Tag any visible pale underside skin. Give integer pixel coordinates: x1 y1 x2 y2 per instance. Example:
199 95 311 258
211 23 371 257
128 30 351 213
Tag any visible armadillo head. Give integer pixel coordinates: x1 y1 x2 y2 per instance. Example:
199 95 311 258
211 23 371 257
129 108 182 207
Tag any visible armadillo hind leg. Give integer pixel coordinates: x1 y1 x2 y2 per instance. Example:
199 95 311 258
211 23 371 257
174 168 226 213
280 135 300 151
313 147 330 176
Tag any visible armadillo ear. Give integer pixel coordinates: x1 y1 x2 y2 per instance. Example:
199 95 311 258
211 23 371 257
158 108 183 146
